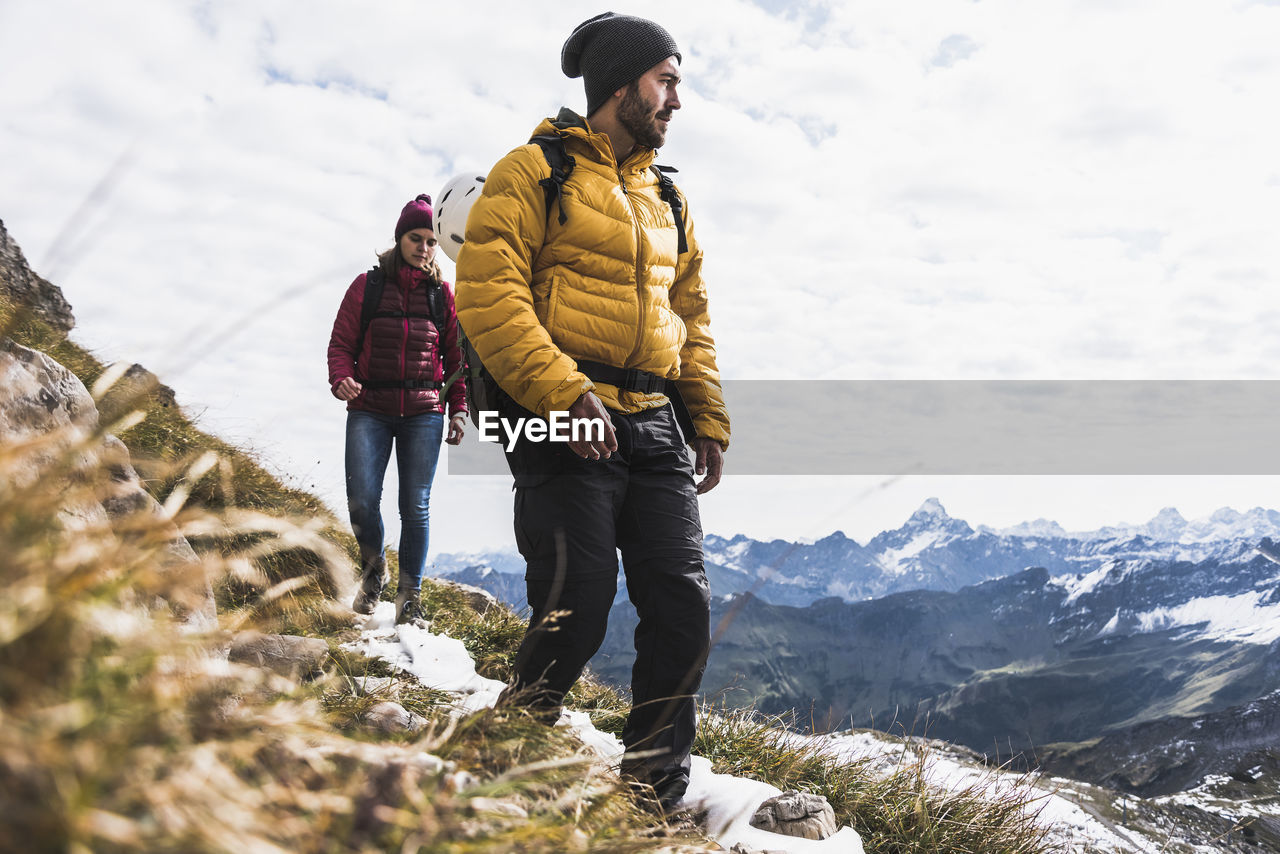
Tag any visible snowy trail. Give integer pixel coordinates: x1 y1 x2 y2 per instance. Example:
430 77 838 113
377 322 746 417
345 602 866 853
343 602 1162 853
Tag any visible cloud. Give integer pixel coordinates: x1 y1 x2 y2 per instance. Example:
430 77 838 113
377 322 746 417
2 0 1280 554
931 34 979 69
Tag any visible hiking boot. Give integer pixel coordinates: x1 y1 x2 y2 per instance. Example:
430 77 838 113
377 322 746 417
495 684 563 727
626 776 690 818
395 590 426 626
635 805 706 838
352 553 388 615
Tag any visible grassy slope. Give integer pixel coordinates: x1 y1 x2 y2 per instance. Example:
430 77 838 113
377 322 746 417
1 293 1070 853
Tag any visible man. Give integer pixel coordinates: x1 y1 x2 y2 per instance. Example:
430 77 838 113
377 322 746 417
455 12 730 812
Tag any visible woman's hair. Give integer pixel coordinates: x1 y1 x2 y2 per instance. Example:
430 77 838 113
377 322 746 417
376 240 442 284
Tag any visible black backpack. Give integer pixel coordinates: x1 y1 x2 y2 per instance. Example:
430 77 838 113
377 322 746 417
354 265 449 391
455 133 694 438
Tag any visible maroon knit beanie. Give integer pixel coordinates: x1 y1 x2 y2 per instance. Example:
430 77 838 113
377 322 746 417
395 194 433 240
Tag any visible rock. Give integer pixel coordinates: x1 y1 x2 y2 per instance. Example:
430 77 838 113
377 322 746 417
97 363 177 424
731 845 789 854
229 631 329 681
434 578 503 617
97 434 215 625
0 337 98 490
749 790 838 841
0 218 75 335
365 701 428 734
0 338 215 624
350 676 397 697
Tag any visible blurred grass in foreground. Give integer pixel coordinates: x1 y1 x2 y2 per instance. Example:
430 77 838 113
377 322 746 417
0 297 701 852
1 294 1065 852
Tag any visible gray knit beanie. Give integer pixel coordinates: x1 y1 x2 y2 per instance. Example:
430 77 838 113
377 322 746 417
561 12 681 116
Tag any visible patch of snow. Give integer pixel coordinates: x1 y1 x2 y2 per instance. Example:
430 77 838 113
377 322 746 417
714 538 753 570
349 603 867 853
683 756 865 853
1133 591 1280 645
344 602 506 712
821 732 1147 853
875 530 940 576
769 572 812 587
1068 506 1280 546
1153 774 1270 824
559 709 623 761
1051 563 1116 605
993 519 1071 539
915 497 947 518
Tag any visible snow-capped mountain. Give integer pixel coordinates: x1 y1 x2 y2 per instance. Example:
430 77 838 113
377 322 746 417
431 500 1280 808
697 499 1280 606
1053 505 1280 546
613 543 1280 760
434 499 1280 612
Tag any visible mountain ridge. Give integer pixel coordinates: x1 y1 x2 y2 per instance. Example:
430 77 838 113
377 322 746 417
434 497 1280 609
430 502 1280 804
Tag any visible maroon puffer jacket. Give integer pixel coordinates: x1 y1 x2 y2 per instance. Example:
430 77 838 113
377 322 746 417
327 264 467 417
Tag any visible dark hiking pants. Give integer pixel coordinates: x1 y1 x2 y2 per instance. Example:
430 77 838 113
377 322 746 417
504 403 710 801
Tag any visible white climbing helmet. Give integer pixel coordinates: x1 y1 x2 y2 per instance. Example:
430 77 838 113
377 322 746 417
434 173 486 262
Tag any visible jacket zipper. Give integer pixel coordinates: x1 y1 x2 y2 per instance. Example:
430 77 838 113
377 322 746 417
620 165 647 366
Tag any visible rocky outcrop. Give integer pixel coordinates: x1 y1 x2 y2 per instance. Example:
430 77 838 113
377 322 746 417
1039 690 1280 797
97 363 178 421
0 218 74 334
434 578 504 617
0 337 99 497
0 336 215 624
2 221 211 622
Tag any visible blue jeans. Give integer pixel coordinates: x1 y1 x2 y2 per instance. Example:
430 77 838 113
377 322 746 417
344 410 444 593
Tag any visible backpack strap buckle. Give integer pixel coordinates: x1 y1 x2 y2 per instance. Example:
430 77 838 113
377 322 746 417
624 368 667 395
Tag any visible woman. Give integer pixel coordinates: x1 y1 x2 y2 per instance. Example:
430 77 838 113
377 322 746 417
327 194 467 624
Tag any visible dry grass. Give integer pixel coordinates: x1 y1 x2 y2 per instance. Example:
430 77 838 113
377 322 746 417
694 706 1060 854
2 295 1066 853
0 420 708 853
0 299 709 852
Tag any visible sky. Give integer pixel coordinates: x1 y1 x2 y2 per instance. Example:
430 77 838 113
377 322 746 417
3 0 1280 556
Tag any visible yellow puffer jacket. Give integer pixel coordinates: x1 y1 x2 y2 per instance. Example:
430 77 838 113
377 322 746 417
456 109 730 449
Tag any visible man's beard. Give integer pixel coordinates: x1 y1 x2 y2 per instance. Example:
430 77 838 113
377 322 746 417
618 82 669 150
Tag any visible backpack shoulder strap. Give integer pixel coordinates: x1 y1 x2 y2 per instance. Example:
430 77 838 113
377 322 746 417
426 279 446 336
355 266 386 360
529 133 575 226
651 164 688 255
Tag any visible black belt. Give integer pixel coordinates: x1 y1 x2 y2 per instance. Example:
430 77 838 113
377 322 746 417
575 360 669 394
358 378 443 390
575 359 697 441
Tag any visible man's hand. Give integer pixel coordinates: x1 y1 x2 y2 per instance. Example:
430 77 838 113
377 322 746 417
567 391 617 460
445 412 467 446
333 377 362 401
691 437 723 494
